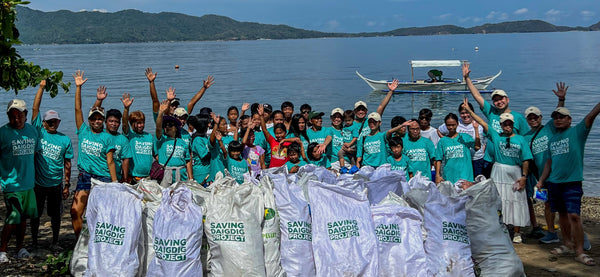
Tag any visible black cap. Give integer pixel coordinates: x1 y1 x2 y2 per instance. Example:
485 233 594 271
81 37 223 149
263 103 273 113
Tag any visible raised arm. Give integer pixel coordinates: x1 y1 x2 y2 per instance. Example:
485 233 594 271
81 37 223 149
93 85 107 108
240 103 250 118
386 120 412 138
553 82 567 108
242 121 254 145
73 70 88 130
121 92 134 135
376 79 399 116
155 99 169 138
257 105 273 141
31 79 47 121
462 98 488 133
585 102 600 128
146 68 160 114
187 75 214 114
462 63 485 109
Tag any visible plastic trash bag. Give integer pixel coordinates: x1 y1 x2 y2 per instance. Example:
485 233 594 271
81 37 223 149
308 179 378 276
257 176 286 277
135 178 164 276
86 182 143 277
371 204 428 277
185 180 214 274
458 178 525 277
204 176 266 276
270 172 315 277
147 186 204 277
365 165 406 205
70 216 89 277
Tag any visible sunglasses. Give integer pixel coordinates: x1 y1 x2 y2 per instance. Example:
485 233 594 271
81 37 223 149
418 116 431 121
45 119 60 125
551 112 569 119
301 110 310 114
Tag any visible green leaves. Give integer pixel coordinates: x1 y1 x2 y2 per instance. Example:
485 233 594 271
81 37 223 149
0 0 69 97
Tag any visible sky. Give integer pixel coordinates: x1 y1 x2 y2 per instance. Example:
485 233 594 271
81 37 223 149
27 0 600 33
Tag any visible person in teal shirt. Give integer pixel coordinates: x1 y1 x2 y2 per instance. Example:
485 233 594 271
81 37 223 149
357 112 405 169
121 93 156 182
71 72 117 239
328 108 346 168
287 114 310 154
435 113 480 183
0 98 41 262
386 136 413 181
226 140 249 184
209 116 233 181
285 142 307 173
30 80 74 250
155 100 192 186
403 121 437 179
536 104 600 264
464 98 532 244
338 110 359 171
307 142 330 168
188 115 212 184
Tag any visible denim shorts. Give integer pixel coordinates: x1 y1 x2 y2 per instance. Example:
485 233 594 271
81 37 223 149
76 170 112 191
547 181 583 215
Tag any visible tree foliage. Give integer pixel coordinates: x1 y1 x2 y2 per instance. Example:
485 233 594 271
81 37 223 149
1 0 69 97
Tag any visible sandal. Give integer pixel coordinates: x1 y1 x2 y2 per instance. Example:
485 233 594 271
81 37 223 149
575 253 596 266
550 245 574 255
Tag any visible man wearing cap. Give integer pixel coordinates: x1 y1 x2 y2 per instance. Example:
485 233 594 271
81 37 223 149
29 80 74 250
0 97 41 262
352 80 399 141
173 107 192 146
536 102 600 265
71 71 117 238
145 67 214 121
402 120 437 179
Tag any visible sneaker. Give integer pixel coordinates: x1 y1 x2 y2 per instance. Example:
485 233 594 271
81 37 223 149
584 233 591 251
340 167 348 174
539 231 560 244
513 233 523 243
349 165 359 174
527 226 546 239
17 248 30 259
0 252 8 263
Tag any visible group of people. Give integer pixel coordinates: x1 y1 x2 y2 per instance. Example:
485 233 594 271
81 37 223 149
0 64 598 266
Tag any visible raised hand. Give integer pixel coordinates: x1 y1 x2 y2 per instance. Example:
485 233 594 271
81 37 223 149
553 82 568 99
387 79 399 91
203 75 215 89
257 104 264 116
472 120 479 129
73 70 88 86
97 86 108 100
215 130 223 141
248 120 256 129
462 98 473 113
39 79 47 89
121 93 134 109
462 63 471 78
241 102 250 112
159 99 170 113
166 87 176 101
145 67 157 82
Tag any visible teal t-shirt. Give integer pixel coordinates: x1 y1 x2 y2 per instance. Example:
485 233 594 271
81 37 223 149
191 136 211 182
77 124 115 178
342 123 359 144
307 128 328 144
308 155 329 168
254 130 271 167
523 120 556 177
547 120 590 183
109 132 133 181
486 130 532 166
353 120 370 140
209 135 233 181
156 135 191 181
357 132 388 168
286 159 307 172
32 114 74 187
386 155 412 181
227 156 248 184
328 127 344 165
481 101 529 135
126 131 156 178
286 133 310 154
0 123 40 192
435 133 475 182
403 136 436 179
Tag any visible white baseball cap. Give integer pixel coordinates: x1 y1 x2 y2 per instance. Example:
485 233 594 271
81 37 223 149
7 99 27 113
331 108 344 116
367 112 381 122
499 112 514 123
354 101 367 110
173 107 189 117
525 106 541 117
552 107 571 117
491 89 508 98
43 110 61 121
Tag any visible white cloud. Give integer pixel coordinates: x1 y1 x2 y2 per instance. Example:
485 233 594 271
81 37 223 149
79 9 108 13
437 13 452 20
545 9 561 22
581 10 595 18
472 17 482 23
324 20 340 30
514 8 528 15
546 9 560 16
486 11 508 21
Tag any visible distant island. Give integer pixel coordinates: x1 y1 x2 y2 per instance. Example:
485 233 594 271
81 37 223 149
15 6 600 45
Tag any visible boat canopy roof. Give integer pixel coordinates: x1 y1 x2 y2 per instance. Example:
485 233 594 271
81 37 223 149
409 60 464 68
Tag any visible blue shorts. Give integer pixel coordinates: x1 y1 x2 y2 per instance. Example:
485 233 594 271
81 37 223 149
76 171 111 191
547 181 583 215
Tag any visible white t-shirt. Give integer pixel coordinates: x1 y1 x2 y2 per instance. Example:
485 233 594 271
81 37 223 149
420 127 441 147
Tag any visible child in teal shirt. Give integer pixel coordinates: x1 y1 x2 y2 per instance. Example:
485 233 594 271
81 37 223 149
386 136 413 180
227 140 249 184
285 142 307 173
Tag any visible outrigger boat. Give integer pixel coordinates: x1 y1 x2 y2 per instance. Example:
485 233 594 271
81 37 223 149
356 60 501 93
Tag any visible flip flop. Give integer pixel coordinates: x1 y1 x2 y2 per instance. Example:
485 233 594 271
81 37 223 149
550 245 573 255
575 253 596 266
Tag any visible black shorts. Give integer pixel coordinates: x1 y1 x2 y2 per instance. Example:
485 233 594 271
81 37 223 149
34 185 63 218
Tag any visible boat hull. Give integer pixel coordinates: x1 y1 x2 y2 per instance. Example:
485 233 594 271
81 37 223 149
356 70 502 93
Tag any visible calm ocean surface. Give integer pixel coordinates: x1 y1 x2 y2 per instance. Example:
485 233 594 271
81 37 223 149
7 32 600 195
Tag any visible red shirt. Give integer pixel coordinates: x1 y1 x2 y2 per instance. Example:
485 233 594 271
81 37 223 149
267 135 291 168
